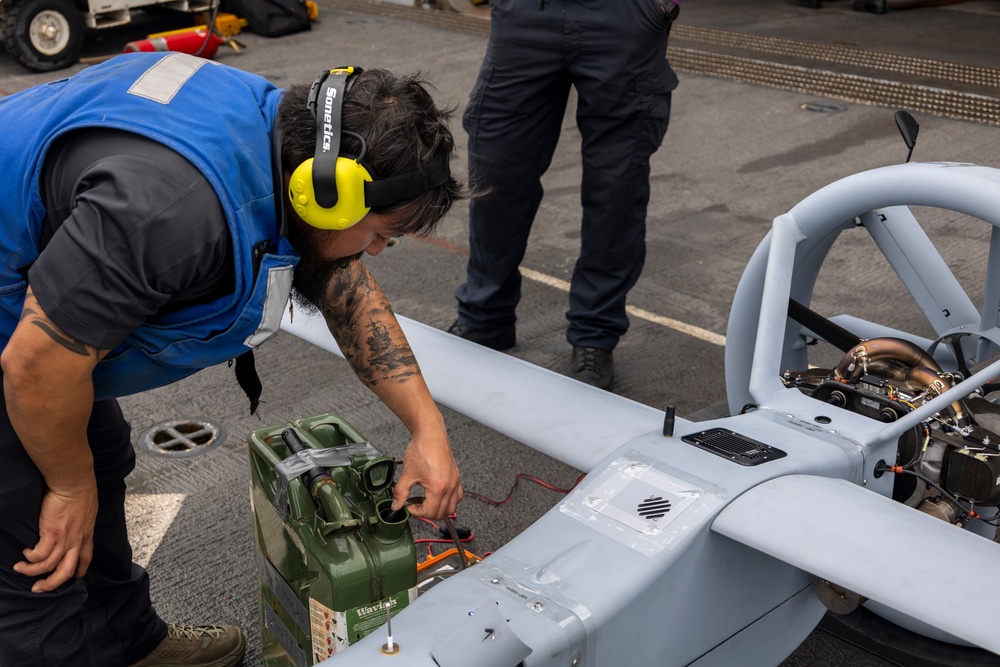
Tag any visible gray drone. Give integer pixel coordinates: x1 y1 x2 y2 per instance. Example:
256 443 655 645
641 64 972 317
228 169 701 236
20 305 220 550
282 111 1000 666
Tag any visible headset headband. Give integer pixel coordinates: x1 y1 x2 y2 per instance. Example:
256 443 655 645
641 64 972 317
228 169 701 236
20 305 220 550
307 67 354 209
365 152 451 208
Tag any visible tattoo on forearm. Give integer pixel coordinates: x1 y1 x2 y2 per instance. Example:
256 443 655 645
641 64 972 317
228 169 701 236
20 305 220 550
364 319 418 385
322 256 369 330
321 258 418 387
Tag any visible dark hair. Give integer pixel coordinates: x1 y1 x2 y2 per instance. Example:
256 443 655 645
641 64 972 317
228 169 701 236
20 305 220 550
278 68 465 236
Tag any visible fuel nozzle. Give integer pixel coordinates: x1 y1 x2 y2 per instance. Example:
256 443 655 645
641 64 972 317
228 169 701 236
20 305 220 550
281 427 358 531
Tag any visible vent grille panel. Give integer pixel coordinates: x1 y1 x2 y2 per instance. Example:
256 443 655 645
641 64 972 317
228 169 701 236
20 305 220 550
682 428 786 466
637 497 672 519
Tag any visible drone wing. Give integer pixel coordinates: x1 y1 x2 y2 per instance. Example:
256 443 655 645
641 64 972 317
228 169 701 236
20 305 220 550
712 474 1000 655
280 310 668 472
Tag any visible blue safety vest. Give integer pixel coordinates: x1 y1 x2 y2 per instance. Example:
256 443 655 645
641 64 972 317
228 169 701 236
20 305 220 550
0 52 299 399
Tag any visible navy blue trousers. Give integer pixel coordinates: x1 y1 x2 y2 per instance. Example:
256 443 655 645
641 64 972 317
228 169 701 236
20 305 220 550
456 0 676 350
0 396 166 666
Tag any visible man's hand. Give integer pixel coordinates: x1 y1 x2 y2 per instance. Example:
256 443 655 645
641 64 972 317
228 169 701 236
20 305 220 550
14 484 98 592
392 428 463 520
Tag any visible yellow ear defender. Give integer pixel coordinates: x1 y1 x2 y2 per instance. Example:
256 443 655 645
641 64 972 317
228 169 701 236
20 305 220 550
288 155 372 230
288 66 452 231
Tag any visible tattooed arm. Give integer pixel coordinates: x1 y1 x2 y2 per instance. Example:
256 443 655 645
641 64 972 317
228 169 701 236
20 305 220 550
0 289 109 592
319 256 463 519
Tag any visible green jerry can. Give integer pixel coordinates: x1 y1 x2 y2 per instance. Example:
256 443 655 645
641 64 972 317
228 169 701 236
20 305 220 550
248 413 417 666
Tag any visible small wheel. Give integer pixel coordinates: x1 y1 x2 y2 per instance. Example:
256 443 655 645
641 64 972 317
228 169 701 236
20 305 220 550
2 0 85 72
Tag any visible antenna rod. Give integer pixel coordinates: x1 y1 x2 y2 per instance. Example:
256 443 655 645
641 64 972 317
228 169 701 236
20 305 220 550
380 601 400 655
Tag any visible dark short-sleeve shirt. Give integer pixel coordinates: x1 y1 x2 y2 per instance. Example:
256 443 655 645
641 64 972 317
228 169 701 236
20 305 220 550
30 128 235 351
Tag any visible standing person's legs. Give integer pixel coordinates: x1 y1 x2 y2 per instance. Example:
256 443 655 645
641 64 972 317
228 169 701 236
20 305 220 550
566 0 675 353
567 105 668 351
0 396 165 667
454 0 571 346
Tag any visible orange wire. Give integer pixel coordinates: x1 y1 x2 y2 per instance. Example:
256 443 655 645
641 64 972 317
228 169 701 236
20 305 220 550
416 548 481 573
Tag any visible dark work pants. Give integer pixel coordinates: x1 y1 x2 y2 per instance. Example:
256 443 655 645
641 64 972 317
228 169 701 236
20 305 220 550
456 0 676 350
0 395 166 666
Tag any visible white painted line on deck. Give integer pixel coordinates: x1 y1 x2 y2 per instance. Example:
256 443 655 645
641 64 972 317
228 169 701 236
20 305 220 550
416 236 727 348
125 493 186 568
518 267 727 347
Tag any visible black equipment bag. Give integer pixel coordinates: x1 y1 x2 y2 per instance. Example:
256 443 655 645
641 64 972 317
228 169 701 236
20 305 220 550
224 0 310 37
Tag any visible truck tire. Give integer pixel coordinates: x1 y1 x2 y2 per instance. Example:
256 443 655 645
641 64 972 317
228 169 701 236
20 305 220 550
2 0 85 72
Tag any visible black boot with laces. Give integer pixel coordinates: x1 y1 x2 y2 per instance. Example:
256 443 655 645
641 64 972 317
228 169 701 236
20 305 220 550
571 346 614 389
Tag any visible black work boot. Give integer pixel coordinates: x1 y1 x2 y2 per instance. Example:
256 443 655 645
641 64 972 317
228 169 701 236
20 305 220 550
129 624 246 667
853 0 887 13
571 346 614 389
447 320 516 351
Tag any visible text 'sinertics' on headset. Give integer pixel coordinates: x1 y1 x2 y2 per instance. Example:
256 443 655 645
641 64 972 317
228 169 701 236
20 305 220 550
288 66 451 231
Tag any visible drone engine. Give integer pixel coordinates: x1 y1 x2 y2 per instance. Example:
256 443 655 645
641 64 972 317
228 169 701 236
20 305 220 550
784 337 1000 525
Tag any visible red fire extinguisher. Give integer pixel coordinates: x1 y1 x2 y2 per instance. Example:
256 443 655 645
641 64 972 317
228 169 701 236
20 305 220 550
124 29 225 59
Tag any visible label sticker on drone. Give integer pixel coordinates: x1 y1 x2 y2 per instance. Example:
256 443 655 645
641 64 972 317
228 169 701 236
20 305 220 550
561 453 707 556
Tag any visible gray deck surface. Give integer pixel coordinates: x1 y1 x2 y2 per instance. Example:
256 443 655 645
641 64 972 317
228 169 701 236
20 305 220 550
2 1 999 664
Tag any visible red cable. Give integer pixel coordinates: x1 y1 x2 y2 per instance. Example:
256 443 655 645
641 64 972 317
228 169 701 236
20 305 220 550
465 472 585 506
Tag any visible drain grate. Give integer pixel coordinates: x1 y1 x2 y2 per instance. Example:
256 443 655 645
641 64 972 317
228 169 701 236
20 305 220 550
138 418 227 458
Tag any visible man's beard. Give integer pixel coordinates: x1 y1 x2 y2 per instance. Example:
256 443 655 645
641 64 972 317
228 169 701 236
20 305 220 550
286 217 340 316
291 258 340 316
